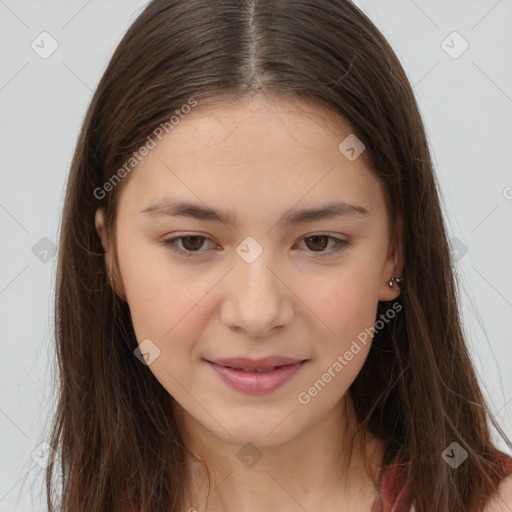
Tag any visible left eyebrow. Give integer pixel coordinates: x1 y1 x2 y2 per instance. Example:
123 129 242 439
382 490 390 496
281 200 370 224
140 198 370 227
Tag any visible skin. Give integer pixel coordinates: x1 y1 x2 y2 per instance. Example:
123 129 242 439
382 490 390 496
95 93 406 511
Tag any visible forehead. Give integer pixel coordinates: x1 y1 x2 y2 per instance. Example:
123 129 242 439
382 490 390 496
118 94 388 222
146 94 357 159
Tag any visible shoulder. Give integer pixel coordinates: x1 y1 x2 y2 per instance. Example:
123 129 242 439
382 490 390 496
483 473 512 512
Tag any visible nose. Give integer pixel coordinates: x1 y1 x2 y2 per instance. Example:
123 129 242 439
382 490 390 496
219 250 294 338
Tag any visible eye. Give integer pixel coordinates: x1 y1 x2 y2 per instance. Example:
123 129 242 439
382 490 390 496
295 234 351 256
160 234 217 256
160 233 350 257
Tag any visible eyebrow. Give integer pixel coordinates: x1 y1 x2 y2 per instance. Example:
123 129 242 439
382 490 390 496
140 198 370 226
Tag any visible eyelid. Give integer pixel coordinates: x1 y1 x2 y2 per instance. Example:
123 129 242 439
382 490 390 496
159 233 218 255
159 232 351 257
296 233 351 257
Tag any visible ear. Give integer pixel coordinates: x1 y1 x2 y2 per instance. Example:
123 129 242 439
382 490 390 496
378 215 404 302
94 207 126 300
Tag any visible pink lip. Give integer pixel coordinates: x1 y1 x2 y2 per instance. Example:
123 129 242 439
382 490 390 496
205 357 307 394
211 356 303 370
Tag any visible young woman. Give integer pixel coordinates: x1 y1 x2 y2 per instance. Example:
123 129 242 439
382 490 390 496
46 0 512 511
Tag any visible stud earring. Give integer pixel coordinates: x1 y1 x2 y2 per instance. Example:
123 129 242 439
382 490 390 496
388 276 403 288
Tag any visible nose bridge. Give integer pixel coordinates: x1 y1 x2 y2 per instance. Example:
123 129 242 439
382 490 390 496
235 236 280 304
221 235 293 336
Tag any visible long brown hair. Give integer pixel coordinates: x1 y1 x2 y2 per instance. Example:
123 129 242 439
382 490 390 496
46 0 511 510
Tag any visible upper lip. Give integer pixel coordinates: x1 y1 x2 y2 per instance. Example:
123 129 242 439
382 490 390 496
207 356 306 370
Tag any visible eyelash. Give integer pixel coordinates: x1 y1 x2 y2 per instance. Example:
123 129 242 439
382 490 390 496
159 233 351 258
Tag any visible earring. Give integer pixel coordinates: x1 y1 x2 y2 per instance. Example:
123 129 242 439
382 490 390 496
388 276 403 288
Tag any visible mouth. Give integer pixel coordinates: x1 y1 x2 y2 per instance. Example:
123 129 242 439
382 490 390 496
222 366 285 373
204 357 308 394
208 356 306 371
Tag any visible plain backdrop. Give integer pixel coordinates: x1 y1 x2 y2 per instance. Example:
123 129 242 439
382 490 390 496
1 0 511 510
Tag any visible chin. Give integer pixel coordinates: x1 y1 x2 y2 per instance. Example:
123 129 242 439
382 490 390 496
209 411 302 448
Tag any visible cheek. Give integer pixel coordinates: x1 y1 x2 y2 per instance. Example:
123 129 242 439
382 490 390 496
116 235 210 342
295 265 380 349
295 281 378 411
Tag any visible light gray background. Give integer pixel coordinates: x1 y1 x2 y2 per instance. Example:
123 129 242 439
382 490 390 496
1 1 511 510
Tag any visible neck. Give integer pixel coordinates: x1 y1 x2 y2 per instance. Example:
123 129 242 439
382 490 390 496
176 394 385 512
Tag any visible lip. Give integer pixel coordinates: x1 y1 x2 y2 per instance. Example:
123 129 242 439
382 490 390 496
205 357 307 394
210 356 304 370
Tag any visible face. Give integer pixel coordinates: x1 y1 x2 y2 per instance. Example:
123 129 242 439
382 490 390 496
96 94 402 448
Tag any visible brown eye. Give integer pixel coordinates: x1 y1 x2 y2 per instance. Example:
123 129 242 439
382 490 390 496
304 235 329 251
161 234 216 255
297 234 351 256
180 236 206 251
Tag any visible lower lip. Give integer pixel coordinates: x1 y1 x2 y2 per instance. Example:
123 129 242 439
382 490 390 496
206 360 306 394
